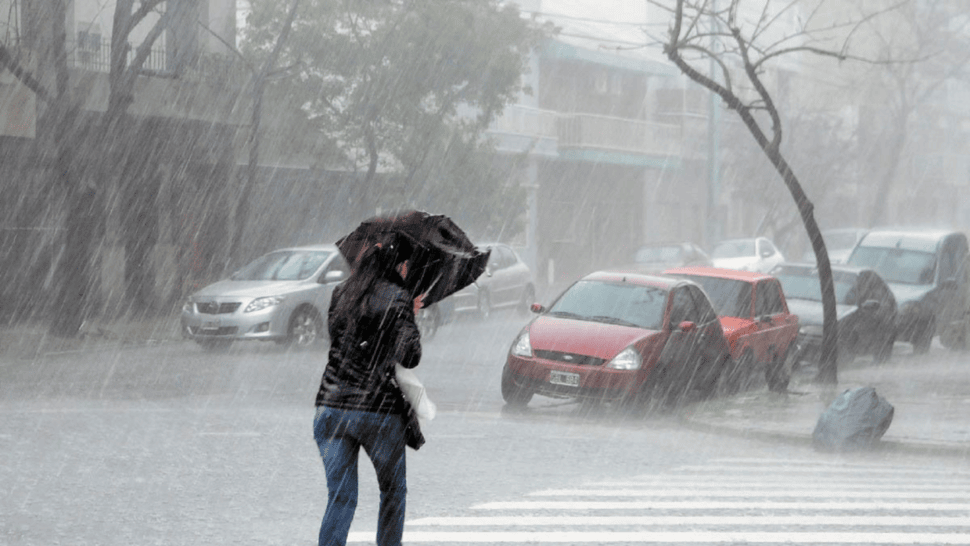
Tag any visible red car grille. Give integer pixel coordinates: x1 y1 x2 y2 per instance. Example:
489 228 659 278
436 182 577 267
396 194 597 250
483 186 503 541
533 350 605 367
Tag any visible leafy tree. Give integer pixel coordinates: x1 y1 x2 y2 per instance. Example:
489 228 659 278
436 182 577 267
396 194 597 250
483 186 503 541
241 0 545 234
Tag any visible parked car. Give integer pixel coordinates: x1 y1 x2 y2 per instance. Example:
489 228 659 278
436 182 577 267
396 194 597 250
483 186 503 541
630 242 713 273
180 244 349 350
711 237 785 273
800 228 869 264
845 229 970 353
772 262 898 365
500 270 732 409
664 266 799 392
448 243 535 320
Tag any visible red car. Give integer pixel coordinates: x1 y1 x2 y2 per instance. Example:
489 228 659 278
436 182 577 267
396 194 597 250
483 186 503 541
664 267 799 392
500 270 732 409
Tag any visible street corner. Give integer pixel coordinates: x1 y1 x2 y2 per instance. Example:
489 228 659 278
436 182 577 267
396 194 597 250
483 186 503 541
678 381 841 444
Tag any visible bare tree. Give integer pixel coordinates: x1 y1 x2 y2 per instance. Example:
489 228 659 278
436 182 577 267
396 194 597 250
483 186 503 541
230 0 301 262
0 2 180 335
651 0 896 384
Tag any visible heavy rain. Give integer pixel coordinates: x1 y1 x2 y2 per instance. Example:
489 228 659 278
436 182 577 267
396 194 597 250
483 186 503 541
2 0 970 545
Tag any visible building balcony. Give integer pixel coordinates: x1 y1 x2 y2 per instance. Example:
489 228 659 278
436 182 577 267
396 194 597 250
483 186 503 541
487 106 683 165
486 104 559 156
557 113 681 159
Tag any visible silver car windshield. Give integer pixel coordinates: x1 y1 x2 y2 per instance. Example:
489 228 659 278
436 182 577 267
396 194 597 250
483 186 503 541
233 250 331 281
548 280 667 330
775 269 858 304
848 247 936 285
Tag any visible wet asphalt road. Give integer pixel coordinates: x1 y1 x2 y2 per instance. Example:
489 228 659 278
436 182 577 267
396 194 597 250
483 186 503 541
2 310 965 545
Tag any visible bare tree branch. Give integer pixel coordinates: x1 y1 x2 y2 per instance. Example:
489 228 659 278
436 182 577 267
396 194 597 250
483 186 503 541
0 43 51 103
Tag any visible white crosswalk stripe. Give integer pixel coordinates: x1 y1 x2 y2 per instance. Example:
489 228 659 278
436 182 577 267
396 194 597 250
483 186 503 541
349 458 970 544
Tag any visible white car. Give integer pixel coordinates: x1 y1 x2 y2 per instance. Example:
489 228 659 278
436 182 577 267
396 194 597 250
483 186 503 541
180 244 349 350
447 243 535 319
711 237 785 273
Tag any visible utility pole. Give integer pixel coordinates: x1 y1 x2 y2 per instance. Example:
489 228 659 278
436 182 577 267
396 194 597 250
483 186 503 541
705 0 721 247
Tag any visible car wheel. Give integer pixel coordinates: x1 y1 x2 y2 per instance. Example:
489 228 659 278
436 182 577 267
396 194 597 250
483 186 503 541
196 338 232 352
912 318 935 354
416 305 439 341
940 316 970 351
697 354 729 399
477 290 492 321
720 350 753 395
873 330 896 363
766 344 793 393
517 285 536 316
500 366 533 407
286 306 323 349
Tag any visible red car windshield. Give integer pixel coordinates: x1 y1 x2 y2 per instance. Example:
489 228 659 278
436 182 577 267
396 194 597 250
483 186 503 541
548 280 667 330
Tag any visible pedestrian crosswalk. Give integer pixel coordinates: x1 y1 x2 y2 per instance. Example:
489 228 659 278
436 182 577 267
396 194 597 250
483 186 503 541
349 457 970 544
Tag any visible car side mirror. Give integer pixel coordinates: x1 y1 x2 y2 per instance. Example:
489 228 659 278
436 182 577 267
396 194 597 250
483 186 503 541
761 249 774 258
860 299 881 313
678 320 697 333
322 270 346 284
530 303 545 314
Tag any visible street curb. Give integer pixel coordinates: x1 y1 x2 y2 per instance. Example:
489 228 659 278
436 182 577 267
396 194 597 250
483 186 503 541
680 418 970 459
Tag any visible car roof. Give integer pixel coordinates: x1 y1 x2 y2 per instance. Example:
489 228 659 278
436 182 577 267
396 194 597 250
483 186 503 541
663 266 774 282
273 243 340 253
636 241 692 248
773 261 870 276
857 229 964 252
582 269 683 290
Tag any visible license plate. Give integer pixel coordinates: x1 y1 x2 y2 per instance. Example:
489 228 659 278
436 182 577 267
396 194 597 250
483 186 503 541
549 370 580 387
201 319 221 331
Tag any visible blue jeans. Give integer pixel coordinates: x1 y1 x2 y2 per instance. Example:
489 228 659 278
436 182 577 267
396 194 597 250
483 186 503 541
313 406 407 546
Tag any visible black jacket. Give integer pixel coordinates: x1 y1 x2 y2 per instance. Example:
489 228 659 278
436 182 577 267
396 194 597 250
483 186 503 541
315 277 421 413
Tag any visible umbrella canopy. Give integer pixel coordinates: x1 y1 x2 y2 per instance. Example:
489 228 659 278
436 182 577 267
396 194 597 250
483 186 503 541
336 210 491 307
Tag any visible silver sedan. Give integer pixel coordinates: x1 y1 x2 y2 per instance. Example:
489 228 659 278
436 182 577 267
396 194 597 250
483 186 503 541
180 244 349 350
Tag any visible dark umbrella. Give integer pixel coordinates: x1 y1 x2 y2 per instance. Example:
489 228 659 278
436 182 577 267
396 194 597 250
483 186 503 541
336 210 491 307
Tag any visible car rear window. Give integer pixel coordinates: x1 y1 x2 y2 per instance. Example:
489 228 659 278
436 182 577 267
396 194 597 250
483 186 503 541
712 240 754 259
635 246 682 263
678 275 752 318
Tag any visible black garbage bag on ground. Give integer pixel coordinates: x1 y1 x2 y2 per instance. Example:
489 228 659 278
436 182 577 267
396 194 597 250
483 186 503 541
812 386 894 452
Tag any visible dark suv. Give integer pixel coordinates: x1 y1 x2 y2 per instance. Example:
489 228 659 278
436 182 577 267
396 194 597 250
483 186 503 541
846 229 970 353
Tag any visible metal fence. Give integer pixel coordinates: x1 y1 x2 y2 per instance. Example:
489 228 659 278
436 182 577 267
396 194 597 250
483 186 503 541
70 35 169 74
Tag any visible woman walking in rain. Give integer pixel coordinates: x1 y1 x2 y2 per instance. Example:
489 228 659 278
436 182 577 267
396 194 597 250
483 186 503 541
313 232 423 546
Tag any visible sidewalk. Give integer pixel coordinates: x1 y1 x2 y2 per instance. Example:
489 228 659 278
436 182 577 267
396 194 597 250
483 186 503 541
0 314 183 361
683 348 970 457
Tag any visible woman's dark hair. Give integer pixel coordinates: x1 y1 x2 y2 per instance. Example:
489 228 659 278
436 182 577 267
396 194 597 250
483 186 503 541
335 231 415 317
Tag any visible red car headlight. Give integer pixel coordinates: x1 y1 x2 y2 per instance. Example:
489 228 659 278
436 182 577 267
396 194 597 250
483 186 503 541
606 347 642 370
511 331 533 358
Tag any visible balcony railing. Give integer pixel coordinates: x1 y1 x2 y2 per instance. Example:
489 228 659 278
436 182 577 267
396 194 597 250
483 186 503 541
557 113 680 156
489 105 558 139
69 37 169 74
